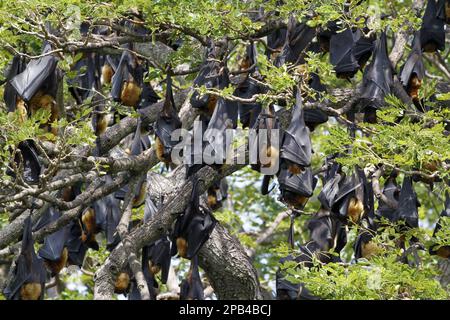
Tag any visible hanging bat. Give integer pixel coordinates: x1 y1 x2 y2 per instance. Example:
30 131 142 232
67 50 101 104
190 41 221 115
207 178 228 210
93 177 122 251
203 68 239 164
235 43 264 128
13 140 42 184
360 32 393 123
111 48 143 107
266 23 287 61
171 179 217 259
274 15 316 67
3 217 46 300
332 172 364 224
280 86 312 172
317 21 339 53
155 73 182 165
318 162 343 210
278 163 317 209
329 28 359 79
101 55 120 86
180 256 204 300
429 192 450 258
304 73 328 132
65 221 89 267
114 272 131 294
36 207 70 276
185 116 210 178
3 55 26 115
250 104 280 173
79 207 100 251
375 174 400 223
420 0 446 52
143 237 171 284
395 176 420 229
354 230 380 260
399 32 425 105
307 209 335 252
10 42 61 134
128 255 159 300
352 29 375 71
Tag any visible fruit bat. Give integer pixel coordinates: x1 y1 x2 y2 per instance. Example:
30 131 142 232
10 42 61 133
68 50 101 104
203 68 239 164
65 220 88 267
250 104 280 173
354 229 379 260
420 0 446 52
235 44 264 128
190 41 221 114
3 55 26 113
13 140 42 184
395 176 420 229
357 167 376 229
274 16 316 67
429 192 450 258
144 237 171 284
278 163 317 209
329 28 359 79
155 73 182 165
185 116 210 178
3 217 46 300
317 21 339 53
180 256 204 300
332 172 364 224
304 73 328 132
93 181 122 251
399 33 425 104
10 42 59 102
171 180 217 259
36 207 70 276
276 247 320 300
375 175 400 223
116 119 150 206
359 32 393 123
111 48 143 107
307 210 335 252
114 272 131 294
267 25 287 59
352 29 375 71
101 55 120 86
79 207 100 251
207 178 228 210
280 87 312 169
318 162 343 210
128 255 159 300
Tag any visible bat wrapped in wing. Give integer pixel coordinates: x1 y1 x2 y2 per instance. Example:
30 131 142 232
329 28 359 79
278 164 317 209
395 176 420 229
375 174 400 223
304 73 329 132
399 32 425 104
155 73 182 165
359 32 393 123
36 207 70 276
207 178 228 210
3 55 26 114
144 237 172 284
180 256 204 300
171 179 217 259
420 0 446 52
3 217 46 300
274 15 315 67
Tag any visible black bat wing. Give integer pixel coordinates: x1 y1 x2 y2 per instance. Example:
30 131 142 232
353 29 375 68
400 33 424 87
236 78 263 128
354 230 374 260
280 88 311 167
65 221 87 267
38 207 69 261
138 81 160 109
420 0 446 52
395 176 419 228
10 43 58 101
332 173 362 208
185 212 217 259
278 163 316 197
360 32 393 109
329 29 359 77
105 194 122 251
307 214 334 251
110 51 130 101
4 55 26 112
375 176 400 222
147 237 172 284
17 140 41 184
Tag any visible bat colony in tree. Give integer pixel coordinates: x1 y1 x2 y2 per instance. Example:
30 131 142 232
0 0 449 300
